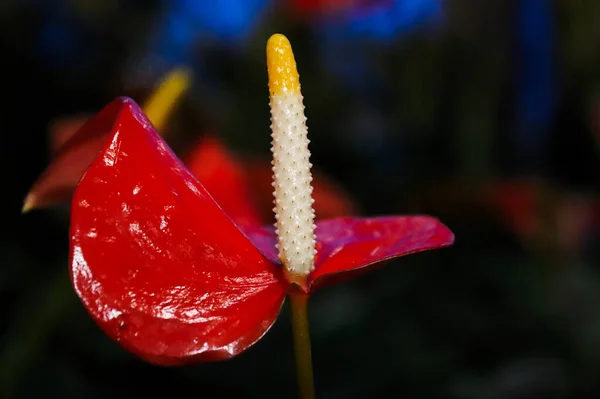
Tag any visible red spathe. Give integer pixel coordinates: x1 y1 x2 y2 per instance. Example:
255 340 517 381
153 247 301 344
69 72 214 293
69 98 454 365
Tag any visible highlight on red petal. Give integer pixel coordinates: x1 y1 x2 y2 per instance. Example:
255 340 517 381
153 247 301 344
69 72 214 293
183 135 262 227
70 99 287 365
23 98 129 212
244 158 357 222
308 216 454 290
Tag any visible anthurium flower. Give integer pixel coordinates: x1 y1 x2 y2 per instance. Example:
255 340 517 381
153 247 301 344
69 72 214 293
68 34 453 366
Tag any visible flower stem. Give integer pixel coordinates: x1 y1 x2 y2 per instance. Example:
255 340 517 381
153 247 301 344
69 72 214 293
288 291 315 399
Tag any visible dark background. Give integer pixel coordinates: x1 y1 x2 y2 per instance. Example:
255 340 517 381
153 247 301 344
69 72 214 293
3 1 600 398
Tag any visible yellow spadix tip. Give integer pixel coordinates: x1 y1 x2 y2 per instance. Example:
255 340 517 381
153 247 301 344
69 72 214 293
267 34 300 95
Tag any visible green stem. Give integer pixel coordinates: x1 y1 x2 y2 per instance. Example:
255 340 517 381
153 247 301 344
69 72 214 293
288 291 315 399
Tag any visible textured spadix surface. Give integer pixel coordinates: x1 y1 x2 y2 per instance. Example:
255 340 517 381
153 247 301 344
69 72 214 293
267 33 317 278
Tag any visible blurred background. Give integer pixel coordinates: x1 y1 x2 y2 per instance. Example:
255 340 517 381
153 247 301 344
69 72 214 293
3 0 600 397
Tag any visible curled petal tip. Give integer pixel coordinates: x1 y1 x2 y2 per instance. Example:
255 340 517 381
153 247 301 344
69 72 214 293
21 194 36 213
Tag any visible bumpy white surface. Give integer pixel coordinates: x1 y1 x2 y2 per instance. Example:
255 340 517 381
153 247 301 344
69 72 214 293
270 92 317 276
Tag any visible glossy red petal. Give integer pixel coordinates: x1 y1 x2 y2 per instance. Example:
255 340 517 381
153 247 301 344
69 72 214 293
308 216 454 290
24 100 127 211
184 135 262 227
70 98 287 365
244 158 357 222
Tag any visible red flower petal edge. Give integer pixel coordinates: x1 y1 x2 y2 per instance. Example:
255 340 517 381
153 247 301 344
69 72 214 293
244 216 454 292
70 99 287 365
309 216 454 289
184 135 262 227
24 99 128 210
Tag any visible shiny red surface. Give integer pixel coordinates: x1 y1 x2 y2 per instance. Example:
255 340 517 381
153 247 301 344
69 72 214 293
67 98 454 365
70 99 287 365
309 216 454 289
